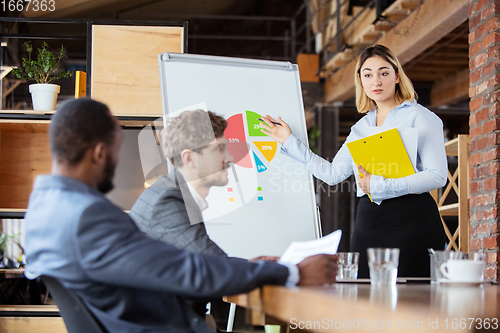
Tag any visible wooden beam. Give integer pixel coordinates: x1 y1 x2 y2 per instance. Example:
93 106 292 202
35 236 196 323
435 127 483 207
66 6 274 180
406 64 466 72
430 68 469 106
362 33 382 42
374 23 394 32
401 2 421 10
429 50 470 58
406 71 450 81
415 58 469 66
325 0 469 102
385 13 409 21
347 11 378 46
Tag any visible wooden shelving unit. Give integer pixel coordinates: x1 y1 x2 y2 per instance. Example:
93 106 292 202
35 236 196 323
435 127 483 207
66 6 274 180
0 20 186 220
431 135 470 252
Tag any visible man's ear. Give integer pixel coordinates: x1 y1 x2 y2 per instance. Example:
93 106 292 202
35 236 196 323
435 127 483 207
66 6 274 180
180 149 196 168
91 142 107 164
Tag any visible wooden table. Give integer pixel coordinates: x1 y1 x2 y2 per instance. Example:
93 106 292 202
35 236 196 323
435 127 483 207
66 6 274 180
0 305 67 333
225 282 500 332
0 268 25 279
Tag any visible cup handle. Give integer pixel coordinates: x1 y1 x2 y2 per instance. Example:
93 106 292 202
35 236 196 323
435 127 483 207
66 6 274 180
440 262 450 279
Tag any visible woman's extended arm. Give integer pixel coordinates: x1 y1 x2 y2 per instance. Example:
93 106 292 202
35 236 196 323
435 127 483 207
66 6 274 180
260 115 354 186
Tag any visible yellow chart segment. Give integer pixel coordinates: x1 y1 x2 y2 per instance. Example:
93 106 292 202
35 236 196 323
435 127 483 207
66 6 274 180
253 141 277 162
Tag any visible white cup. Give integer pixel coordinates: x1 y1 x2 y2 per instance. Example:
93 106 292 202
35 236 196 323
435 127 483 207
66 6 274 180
440 259 486 282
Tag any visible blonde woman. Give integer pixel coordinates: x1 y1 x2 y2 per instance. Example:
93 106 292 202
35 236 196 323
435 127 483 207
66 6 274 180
261 44 447 278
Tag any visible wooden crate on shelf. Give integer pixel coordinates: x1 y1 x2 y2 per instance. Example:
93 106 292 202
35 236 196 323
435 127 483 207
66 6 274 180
0 121 51 210
91 25 184 117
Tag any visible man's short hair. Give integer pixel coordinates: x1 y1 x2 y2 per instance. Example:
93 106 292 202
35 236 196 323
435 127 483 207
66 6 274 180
162 110 227 167
49 99 118 165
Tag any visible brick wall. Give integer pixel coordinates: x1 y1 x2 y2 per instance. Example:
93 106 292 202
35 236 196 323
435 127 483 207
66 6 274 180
468 0 500 281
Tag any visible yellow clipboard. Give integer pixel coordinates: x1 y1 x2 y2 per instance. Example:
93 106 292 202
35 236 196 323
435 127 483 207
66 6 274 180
347 128 415 201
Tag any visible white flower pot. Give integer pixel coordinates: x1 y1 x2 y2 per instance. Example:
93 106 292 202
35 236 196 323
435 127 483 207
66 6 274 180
29 84 60 111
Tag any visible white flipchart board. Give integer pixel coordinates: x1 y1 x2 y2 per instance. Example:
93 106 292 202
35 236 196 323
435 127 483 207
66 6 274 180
159 53 320 259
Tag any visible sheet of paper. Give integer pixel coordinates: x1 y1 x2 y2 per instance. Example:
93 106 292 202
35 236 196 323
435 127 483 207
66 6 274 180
398 129 418 170
279 229 342 265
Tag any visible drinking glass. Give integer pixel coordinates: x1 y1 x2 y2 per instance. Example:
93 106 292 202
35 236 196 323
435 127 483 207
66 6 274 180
336 252 360 281
367 248 400 286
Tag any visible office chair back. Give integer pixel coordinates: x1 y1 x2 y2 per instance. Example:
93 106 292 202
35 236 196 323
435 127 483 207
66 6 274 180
41 275 107 333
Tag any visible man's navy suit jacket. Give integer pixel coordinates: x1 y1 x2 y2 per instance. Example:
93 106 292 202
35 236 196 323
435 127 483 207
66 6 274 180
24 175 289 332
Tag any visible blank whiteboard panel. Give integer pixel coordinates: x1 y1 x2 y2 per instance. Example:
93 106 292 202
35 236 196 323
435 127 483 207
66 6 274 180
159 53 319 259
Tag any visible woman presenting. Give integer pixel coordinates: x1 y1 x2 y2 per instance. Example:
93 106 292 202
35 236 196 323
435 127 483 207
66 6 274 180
260 44 447 278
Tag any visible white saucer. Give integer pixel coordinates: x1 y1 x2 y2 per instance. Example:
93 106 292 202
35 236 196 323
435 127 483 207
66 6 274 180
337 278 369 283
437 278 483 286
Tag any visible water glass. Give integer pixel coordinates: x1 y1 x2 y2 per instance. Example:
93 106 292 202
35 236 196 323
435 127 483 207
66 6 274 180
336 252 360 281
469 251 486 262
430 250 468 283
367 248 400 286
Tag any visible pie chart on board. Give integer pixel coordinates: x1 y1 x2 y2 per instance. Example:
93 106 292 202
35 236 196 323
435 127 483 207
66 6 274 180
225 111 279 171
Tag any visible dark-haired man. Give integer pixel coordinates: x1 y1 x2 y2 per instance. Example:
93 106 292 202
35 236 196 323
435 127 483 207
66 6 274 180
24 99 338 333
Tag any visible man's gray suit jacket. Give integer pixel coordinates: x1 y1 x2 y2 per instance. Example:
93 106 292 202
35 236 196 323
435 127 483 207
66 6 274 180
24 175 289 333
130 170 226 257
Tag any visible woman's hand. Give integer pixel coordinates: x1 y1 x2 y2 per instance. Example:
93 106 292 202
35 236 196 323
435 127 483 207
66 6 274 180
357 165 371 194
259 115 292 144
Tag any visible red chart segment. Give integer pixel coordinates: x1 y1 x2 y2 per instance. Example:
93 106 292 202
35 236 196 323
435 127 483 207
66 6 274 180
225 114 252 168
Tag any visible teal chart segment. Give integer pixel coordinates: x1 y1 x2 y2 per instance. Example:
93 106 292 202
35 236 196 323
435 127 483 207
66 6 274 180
252 151 267 173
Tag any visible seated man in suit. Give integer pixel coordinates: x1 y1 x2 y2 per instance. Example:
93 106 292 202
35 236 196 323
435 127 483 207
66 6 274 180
24 99 338 333
130 110 233 257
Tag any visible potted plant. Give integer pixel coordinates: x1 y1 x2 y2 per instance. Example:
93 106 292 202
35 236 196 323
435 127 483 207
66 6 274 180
0 232 22 268
12 41 73 111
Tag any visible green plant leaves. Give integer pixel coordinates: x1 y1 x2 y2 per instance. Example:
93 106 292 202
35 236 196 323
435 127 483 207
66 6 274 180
0 233 19 253
11 41 74 84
